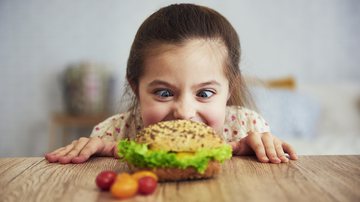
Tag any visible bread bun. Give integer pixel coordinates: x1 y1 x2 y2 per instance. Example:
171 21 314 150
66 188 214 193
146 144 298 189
135 120 224 152
128 161 221 181
122 120 230 181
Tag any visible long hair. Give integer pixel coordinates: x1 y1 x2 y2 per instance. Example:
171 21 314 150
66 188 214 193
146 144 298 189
123 3 254 117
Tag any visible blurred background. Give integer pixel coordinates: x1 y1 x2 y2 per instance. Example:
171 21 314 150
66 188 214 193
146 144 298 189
0 0 359 157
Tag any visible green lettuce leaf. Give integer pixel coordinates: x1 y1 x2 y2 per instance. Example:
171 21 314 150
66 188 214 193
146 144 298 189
118 140 232 173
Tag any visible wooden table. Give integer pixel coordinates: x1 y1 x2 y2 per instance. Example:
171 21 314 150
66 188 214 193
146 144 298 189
0 156 359 202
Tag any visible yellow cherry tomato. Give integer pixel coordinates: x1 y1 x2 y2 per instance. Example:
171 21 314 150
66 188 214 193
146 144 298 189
111 176 138 199
132 171 158 182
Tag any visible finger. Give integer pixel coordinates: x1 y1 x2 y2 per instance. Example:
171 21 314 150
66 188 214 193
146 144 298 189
72 137 105 164
57 141 76 156
283 142 298 160
45 151 62 162
45 153 57 163
46 143 75 163
262 133 281 164
45 147 66 162
230 138 254 156
246 132 269 163
228 141 241 155
64 137 89 158
113 144 120 159
274 138 289 163
58 138 89 164
101 141 118 157
47 146 66 155
229 141 238 153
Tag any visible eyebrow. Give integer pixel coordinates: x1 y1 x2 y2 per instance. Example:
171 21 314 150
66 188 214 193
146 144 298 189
194 80 221 88
148 80 176 88
147 80 221 89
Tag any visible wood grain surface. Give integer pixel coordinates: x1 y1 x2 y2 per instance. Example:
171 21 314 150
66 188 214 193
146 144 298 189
0 156 359 202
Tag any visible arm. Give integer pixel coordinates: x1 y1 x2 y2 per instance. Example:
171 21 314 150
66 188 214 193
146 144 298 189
45 113 129 164
45 136 118 164
225 106 297 163
229 132 297 163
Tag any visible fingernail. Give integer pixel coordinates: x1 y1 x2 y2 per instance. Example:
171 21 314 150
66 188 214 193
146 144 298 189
281 157 289 162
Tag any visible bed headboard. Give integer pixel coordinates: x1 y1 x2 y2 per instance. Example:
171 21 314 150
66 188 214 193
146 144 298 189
245 76 296 90
245 75 320 139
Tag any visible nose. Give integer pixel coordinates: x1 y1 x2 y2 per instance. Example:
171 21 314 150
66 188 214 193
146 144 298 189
173 98 196 120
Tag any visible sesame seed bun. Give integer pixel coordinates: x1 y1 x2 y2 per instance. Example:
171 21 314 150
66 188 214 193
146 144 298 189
135 120 225 152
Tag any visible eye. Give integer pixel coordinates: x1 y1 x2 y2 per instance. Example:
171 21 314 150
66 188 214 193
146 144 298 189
154 89 174 97
196 90 215 98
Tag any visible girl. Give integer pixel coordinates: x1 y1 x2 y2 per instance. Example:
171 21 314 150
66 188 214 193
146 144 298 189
45 4 297 164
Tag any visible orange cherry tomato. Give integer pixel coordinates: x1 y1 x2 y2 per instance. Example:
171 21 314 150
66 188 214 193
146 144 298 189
132 171 158 182
111 176 138 199
116 172 133 182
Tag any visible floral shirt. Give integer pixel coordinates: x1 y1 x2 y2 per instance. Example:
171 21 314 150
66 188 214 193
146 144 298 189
90 106 270 143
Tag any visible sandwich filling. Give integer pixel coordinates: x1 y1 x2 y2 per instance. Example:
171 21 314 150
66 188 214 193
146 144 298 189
118 139 232 173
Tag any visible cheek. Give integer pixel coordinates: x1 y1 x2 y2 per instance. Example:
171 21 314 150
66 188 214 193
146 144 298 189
140 106 168 127
207 115 226 134
200 107 226 134
202 94 229 133
138 85 168 127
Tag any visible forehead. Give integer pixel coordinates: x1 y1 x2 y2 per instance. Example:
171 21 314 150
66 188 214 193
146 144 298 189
146 38 227 61
142 39 228 78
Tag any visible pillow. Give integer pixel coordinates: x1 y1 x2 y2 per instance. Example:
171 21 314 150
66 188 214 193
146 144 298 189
250 87 321 139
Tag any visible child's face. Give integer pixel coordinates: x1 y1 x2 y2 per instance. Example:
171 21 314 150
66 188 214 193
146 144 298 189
137 39 230 133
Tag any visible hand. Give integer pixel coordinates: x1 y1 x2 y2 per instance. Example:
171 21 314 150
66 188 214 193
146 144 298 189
45 137 118 164
229 132 298 163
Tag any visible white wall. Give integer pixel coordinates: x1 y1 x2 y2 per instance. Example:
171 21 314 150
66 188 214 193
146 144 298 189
0 0 359 157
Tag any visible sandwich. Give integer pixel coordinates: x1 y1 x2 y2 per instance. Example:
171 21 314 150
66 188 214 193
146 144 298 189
118 120 232 181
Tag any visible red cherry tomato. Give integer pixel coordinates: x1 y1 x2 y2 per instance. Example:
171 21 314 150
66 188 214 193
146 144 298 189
138 176 157 195
96 170 117 190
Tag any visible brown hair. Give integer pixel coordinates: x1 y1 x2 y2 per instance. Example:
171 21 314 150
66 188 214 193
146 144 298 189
124 3 254 115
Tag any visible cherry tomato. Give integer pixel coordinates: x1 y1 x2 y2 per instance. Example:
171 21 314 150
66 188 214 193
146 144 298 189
132 171 158 182
116 172 133 182
95 171 117 191
111 176 138 199
138 176 157 195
